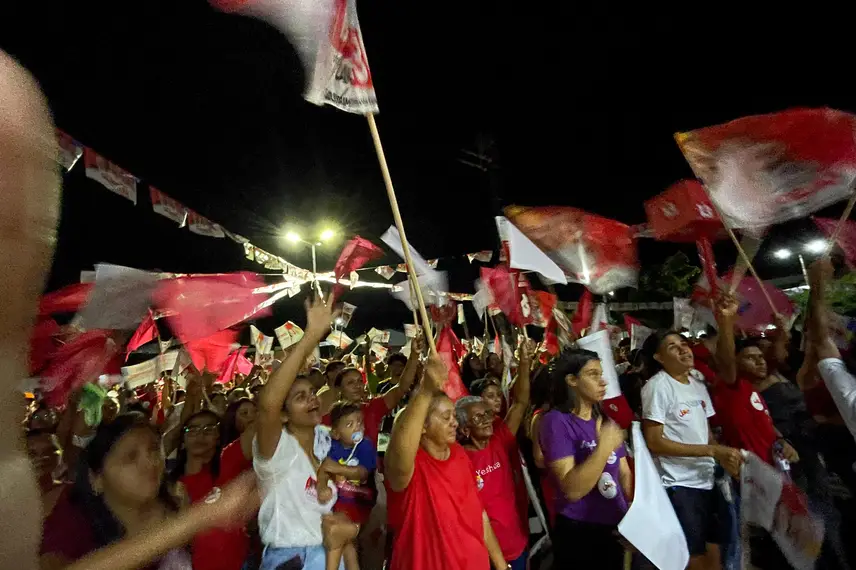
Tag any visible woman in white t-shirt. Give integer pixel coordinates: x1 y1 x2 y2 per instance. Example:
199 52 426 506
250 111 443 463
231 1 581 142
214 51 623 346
254 295 357 570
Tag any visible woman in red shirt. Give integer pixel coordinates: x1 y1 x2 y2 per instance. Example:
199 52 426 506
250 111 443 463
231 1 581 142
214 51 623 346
173 410 251 570
41 412 258 570
385 355 508 570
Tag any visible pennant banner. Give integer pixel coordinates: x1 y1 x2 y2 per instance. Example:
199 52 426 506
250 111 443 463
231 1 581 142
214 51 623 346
187 209 225 238
150 187 188 226
84 148 137 204
56 130 83 171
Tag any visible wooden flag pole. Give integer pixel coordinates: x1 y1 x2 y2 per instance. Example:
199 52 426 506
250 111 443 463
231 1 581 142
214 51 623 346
408 277 419 326
825 190 856 256
680 157 780 315
366 113 437 354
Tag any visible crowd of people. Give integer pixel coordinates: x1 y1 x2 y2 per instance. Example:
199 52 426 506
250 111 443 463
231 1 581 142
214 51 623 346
16 254 856 570
4 44 856 570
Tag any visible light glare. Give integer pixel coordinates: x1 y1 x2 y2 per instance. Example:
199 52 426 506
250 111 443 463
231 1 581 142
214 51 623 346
773 248 792 260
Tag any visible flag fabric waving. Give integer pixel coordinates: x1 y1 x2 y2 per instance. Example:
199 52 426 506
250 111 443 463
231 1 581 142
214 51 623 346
675 108 856 231
814 216 856 268
504 205 639 294
331 236 384 300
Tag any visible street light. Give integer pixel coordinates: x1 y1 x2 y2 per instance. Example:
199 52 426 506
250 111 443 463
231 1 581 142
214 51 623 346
773 248 792 260
283 227 338 275
804 239 827 254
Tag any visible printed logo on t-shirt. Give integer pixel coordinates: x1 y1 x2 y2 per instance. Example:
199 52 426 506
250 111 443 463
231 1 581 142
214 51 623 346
750 392 765 412
476 473 484 491
607 451 618 465
598 472 618 499
679 408 690 418
581 440 598 450
475 461 502 477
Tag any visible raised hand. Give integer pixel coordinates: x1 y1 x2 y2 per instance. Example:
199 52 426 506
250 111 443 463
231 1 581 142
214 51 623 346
715 293 739 321
304 293 337 340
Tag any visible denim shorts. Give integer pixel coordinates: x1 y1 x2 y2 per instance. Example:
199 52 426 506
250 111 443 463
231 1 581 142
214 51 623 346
260 545 344 570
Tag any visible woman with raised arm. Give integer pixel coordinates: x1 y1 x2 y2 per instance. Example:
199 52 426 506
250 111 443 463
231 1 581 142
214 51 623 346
40 412 258 570
253 294 353 570
385 355 508 570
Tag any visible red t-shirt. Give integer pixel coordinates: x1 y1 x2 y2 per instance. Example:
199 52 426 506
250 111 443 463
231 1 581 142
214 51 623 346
696 357 777 463
465 420 529 561
323 397 391 448
41 489 159 570
386 444 490 570
180 445 251 570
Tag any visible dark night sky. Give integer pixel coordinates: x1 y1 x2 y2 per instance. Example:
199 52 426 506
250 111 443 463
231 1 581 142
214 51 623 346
1 3 853 334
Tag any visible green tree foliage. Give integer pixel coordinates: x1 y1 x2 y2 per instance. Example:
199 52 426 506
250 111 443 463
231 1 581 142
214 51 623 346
789 271 856 317
633 252 702 301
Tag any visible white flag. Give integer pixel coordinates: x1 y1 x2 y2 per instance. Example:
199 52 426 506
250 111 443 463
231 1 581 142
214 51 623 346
495 216 567 284
618 423 689 570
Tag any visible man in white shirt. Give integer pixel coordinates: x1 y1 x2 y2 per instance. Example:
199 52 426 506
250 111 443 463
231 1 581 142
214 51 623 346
641 326 742 570
808 258 856 444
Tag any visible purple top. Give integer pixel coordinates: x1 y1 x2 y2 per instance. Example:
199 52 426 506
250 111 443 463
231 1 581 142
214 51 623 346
539 409 628 525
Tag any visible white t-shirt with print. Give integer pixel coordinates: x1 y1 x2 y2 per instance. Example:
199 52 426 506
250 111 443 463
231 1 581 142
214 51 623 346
818 358 856 444
253 427 337 548
641 369 716 490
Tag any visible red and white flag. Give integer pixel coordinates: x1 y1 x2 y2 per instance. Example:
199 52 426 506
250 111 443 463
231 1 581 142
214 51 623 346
150 187 188 226
187 209 225 238
496 216 567 284
504 205 639 294
56 130 83 171
305 0 377 114
375 265 395 280
676 108 856 232
84 148 137 204
210 0 377 114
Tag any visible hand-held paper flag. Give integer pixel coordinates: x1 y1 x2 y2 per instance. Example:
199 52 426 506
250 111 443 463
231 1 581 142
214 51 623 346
436 325 468 401
332 236 384 300
185 329 239 373
495 216 567 284
41 330 119 407
153 272 270 343
39 282 94 316
505 205 639 294
126 311 157 360
217 347 254 384
676 108 856 232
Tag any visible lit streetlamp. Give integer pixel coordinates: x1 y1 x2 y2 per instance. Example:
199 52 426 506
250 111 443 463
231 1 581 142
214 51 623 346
284 228 337 275
772 239 827 285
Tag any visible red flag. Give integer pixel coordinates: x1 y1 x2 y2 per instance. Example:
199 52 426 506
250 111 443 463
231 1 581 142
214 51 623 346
623 314 642 331
480 265 525 326
505 206 639 294
676 108 856 231
126 312 157 360
814 216 856 268
436 326 468 401
38 282 94 316
40 330 118 407
153 272 269 343
331 236 384 300
526 290 557 328
571 290 594 336
185 329 239 373
29 318 60 375
217 346 253 383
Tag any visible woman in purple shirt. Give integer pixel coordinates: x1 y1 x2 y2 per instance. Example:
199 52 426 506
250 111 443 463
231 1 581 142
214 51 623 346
539 348 633 569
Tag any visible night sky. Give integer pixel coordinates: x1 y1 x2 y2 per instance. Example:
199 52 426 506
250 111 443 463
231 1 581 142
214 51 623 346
1 3 851 334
